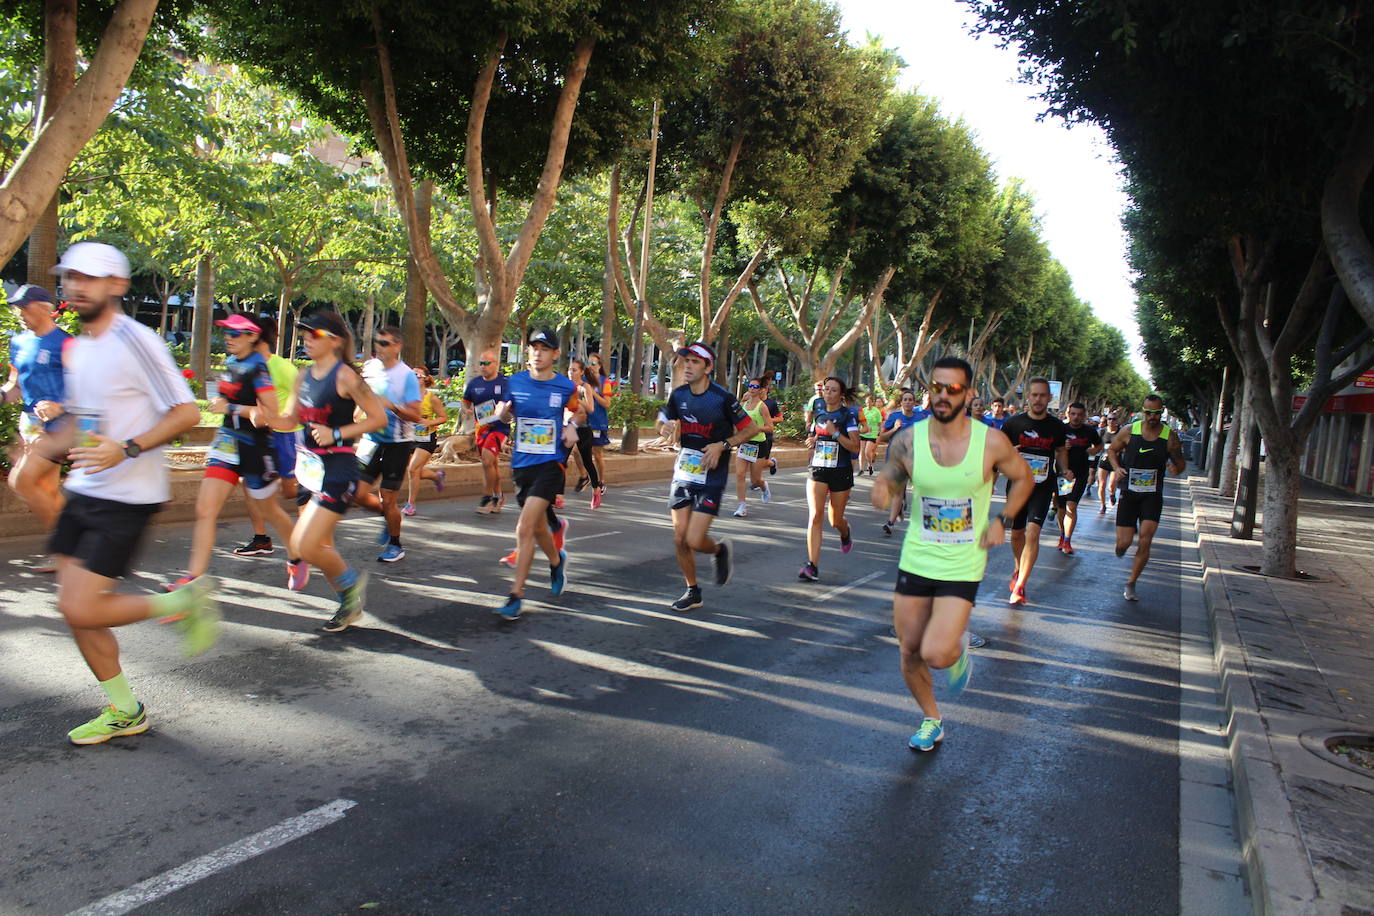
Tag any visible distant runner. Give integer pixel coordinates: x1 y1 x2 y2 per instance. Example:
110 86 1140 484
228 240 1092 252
464 349 509 516
3 284 70 535
1055 401 1101 555
1107 394 1186 601
799 377 861 581
1000 378 1071 605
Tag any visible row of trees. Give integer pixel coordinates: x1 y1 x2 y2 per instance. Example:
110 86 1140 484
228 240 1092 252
2 0 1146 418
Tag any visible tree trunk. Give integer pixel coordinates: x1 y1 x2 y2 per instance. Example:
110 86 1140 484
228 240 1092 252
190 254 214 397
1206 367 1231 485
0 0 158 264
401 179 433 367
1218 382 1243 499
1260 447 1302 577
274 281 296 356
362 291 375 357
25 0 76 286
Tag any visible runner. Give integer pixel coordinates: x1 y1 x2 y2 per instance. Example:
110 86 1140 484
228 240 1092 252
1107 394 1186 601
584 352 614 499
873 356 1030 751
1054 401 1101 555
967 395 985 423
567 358 604 507
168 313 299 589
659 342 757 610
234 316 301 558
732 374 774 517
799 376 862 581
1000 377 1072 605
877 389 922 537
859 393 884 475
45 242 217 745
757 375 784 477
402 366 448 516
1097 413 1121 513
464 348 509 516
803 379 825 430
284 310 387 631
985 397 1008 430
491 328 580 620
354 327 421 562
3 284 70 534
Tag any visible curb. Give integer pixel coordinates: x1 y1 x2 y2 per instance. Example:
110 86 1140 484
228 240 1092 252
1185 476 1320 915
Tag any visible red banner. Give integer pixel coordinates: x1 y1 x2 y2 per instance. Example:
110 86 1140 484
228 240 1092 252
1292 392 1374 413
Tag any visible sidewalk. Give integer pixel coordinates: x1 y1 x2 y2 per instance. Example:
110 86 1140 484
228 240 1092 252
1188 473 1374 914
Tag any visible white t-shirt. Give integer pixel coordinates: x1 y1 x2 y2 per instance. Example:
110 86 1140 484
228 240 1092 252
362 359 421 443
64 314 195 505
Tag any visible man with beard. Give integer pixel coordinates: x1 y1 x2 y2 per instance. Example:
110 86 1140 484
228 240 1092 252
1106 394 1186 601
873 356 1030 751
1000 378 1072 606
1054 401 1102 555
46 243 218 745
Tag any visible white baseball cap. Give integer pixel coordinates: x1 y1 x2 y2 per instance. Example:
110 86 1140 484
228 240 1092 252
52 242 131 279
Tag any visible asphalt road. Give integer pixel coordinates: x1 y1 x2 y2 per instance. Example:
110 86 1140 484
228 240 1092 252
0 466 1191 915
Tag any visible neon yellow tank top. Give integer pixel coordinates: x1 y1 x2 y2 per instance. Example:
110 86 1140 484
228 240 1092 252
898 420 993 582
745 401 769 442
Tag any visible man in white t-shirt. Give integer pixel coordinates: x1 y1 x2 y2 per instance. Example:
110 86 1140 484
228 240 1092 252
47 242 220 746
354 327 421 562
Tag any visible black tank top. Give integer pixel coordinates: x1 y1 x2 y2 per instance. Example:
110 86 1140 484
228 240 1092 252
1121 421 1170 495
298 361 355 453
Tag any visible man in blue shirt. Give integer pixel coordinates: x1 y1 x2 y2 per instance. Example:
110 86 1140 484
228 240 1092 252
463 348 510 514
3 285 70 532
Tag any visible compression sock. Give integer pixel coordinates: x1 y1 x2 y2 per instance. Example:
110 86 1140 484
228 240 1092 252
99 672 140 716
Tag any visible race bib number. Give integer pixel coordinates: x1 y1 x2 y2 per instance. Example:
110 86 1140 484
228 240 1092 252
69 407 103 448
296 448 325 493
516 417 556 455
208 429 240 465
1025 453 1050 484
1128 467 1159 493
812 440 839 468
1057 475 1075 496
674 448 709 484
738 442 760 463
355 437 379 466
474 400 498 426
412 424 429 441
920 497 975 544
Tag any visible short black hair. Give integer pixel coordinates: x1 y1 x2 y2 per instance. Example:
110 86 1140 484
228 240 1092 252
991 396 1005 405
1145 393 1164 405
1028 376 1050 391
1069 401 1085 411
931 355 973 385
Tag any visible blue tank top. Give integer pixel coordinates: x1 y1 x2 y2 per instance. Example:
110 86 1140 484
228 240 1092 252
9 327 69 413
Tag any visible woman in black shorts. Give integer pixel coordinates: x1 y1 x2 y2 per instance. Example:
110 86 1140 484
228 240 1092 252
799 376 863 581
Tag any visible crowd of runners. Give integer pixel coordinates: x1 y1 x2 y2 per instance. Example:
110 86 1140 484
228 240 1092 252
3 242 1187 751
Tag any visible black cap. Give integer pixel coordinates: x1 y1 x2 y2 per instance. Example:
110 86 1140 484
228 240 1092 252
297 310 348 338
10 285 55 308
527 328 559 349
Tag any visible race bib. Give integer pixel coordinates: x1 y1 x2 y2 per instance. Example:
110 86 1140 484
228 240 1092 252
355 437 379 466
1057 475 1075 496
18 412 41 441
920 497 975 544
412 424 429 442
738 442 760 463
208 429 240 465
1025 453 1050 483
516 417 556 455
811 440 839 469
1128 467 1159 493
474 400 498 426
68 407 103 448
296 448 325 493
674 448 709 484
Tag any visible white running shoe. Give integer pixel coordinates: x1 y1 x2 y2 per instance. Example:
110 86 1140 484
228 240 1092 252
733 503 748 518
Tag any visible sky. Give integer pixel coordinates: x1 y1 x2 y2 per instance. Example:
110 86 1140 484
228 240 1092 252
835 0 1150 379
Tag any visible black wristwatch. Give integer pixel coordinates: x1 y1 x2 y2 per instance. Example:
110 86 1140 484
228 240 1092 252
996 513 1013 528
122 439 143 459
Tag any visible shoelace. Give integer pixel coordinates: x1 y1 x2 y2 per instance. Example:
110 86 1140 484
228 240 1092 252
916 720 940 739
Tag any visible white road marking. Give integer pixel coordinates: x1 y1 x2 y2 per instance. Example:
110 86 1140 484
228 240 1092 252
68 799 358 916
813 569 887 603
568 529 623 543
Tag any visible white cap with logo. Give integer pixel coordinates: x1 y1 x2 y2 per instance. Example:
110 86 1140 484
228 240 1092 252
52 242 131 279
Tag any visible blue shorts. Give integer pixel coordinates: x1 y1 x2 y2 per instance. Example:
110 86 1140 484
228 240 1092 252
591 428 611 448
274 430 301 479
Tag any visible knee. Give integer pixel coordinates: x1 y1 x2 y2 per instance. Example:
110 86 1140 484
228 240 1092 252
808 509 826 527
673 533 690 552
922 645 959 670
58 593 100 629
899 641 924 668
687 533 713 553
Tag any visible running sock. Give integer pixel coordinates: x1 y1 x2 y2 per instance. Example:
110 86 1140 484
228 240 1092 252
99 672 140 716
148 584 200 618
288 556 302 565
389 536 402 547
332 566 360 596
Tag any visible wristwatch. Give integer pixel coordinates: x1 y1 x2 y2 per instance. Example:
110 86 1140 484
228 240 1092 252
996 513 1013 528
122 439 143 459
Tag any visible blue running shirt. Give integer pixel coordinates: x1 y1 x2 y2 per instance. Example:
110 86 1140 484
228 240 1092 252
506 370 579 468
463 373 511 435
9 326 70 413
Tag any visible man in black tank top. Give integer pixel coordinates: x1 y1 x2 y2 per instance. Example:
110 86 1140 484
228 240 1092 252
1105 393 1186 601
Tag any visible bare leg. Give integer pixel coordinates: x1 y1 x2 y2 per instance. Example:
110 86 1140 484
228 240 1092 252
1013 522 1044 590
187 477 235 578
57 560 159 682
10 447 63 529
671 506 697 586
511 495 560 596
827 488 851 541
806 479 829 565
1129 520 1159 584
289 502 346 583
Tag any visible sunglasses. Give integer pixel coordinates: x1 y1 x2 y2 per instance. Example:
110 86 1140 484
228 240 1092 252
303 327 338 340
1143 409 1163 416
224 329 249 338
748 383 761 389
928 382 969 396
478 360 494 366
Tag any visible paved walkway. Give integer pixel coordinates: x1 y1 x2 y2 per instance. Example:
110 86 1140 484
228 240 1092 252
1188 473 1374 914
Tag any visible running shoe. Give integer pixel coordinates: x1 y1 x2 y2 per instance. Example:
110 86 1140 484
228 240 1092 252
434 469 446 493
287 559 310 591
1008 584 1026 606
760 482 771 504
233 535 274 557
323 573 368 632
840 531 853 554
550 550 568 596
591 487 604 510
1009 569 1019 591
946 645 972 693
882 522 892 538
378 543 405 563
402 503 417 517
163 574 197 593
553 518 570 552
908 718 943 752
1099 504 1107 514
670 587 703 612
554 494 565 509
1123 581 1139 601
159 575 221 655
575 476 590 492
1056 535 1066 552
476 495 494 515
798 562 819 581
495 594 523 621
1061 540 1075 556
499 549 518 568
733 503 748 518
494 494 507 513
714 539 733 586
967 632 988 649
768 458 777 476
68 703 150 746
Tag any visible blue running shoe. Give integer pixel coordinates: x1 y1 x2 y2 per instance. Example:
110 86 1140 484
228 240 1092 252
495 594 523 621
946 645 972 693
550 550 568 596
908 718 943 752
377 543 405 563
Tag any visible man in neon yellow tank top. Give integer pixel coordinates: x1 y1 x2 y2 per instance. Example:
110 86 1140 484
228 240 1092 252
872 356 1032 752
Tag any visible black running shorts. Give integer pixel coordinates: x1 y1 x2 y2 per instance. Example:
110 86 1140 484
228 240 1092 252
809 465 854 492
1012 479 1056 530
359 441 414 491
1116 489 1164 528
894 569 980 604
513 461 566 506
669 482 724 516
49 491 161 580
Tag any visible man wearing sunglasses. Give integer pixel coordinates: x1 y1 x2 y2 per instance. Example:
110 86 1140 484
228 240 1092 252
873 356 1030 751
464 349 509 514
1054 401 1102 556
1000 377 1072 606
356 327 422 562
1106 394 1186 601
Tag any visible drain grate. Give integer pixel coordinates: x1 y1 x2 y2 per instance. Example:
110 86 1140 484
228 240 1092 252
1299 729 1374 779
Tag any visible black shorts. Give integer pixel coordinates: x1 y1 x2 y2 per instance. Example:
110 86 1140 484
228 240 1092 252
669 482 724 516
894 569 980 604
1063 471 1090 503
299 452 360 514
513 461 565 506
1012 480 1056 530
359 441 414 491
758 437 774 461
809 465 854 492
49 491 161 579
1116 489 1164 528
414 434 438 454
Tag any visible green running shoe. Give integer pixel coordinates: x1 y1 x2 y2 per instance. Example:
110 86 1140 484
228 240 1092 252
323 572 368 632
908 717 943 752
68 703 149 746
158 575 221 656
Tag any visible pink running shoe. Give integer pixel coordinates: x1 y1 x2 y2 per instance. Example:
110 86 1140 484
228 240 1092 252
287 559 310 591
